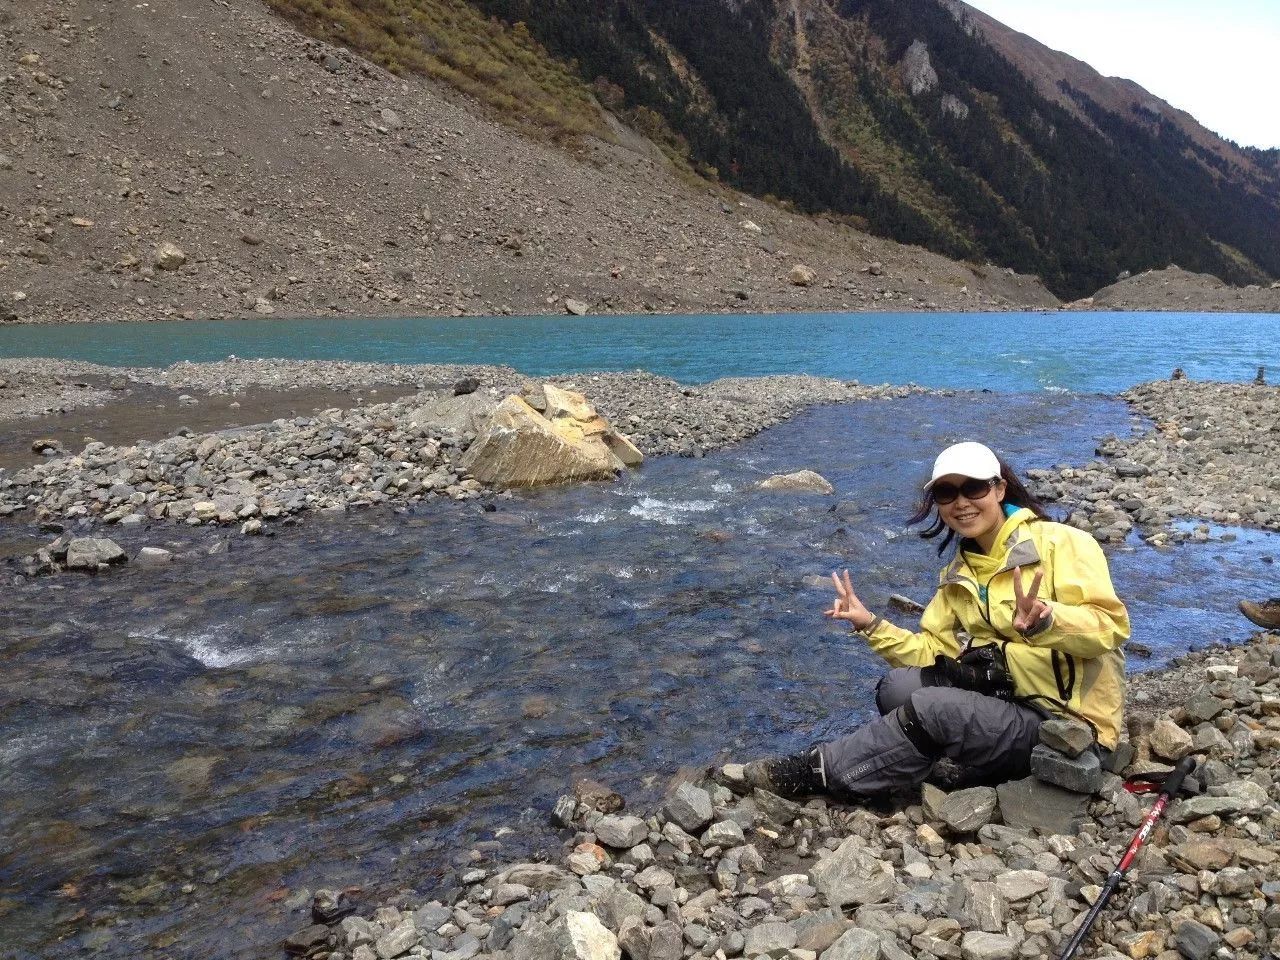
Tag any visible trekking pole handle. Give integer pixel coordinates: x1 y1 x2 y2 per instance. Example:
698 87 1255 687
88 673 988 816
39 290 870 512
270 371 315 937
1161 756 1196 801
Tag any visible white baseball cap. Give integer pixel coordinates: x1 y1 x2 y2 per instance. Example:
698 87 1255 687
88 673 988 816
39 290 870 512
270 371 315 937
924 441 1002 489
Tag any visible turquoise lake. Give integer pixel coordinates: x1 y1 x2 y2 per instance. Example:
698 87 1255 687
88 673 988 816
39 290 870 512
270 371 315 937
3 310 1278 391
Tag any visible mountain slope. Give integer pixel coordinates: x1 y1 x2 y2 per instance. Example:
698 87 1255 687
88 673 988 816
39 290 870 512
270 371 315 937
0 0 1057 327
412 0 1279 299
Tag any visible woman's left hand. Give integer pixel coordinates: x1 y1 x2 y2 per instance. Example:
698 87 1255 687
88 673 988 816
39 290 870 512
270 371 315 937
1012 567 1052 635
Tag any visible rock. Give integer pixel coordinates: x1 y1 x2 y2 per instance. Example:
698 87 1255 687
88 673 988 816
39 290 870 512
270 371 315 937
564 299 590 316
574 779 624 814
65 537 127 570
514 912 620 960
461 396 623 488
453 376 481 396
788 264 817 287
739 220 762 234
1029 744 1102 793
31 438 62 454
375 919 417 959
964 883 1006 932
995 777 1088 835
758 470 834 494
992 870 1049 902
153 241 187 270
923 785 998 832
552 795 579 827
819 928 881 960
1038 717 1095 758
542 385 644 469
594 815 648 849
497 863 579 892
284 924 331 954
408 391 498 435
959 931 1017 960
701 819 745 847
1173 919 1220 960
661 782 713 833
135 547 173 566
743 922 796 957
1149 718 1194 761
809 835 896 907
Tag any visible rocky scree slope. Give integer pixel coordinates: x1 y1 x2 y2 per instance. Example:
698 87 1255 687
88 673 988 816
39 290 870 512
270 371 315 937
0 0 1056 325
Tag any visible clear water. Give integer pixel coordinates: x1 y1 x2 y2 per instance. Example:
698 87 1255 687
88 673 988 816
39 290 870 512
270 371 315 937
3 311 1278 391
2 393 1276 959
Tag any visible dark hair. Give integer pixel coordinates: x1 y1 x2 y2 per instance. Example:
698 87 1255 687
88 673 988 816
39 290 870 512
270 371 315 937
909 458 1050 555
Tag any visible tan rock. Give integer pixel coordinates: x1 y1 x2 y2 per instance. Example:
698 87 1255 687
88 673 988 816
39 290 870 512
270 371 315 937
758 470 834 494
564 298 589 316
542 384 644 468
153 241 187 270
1114 929 1163 958
1148 717 1194 761
461 396 621 488
788 264 817 286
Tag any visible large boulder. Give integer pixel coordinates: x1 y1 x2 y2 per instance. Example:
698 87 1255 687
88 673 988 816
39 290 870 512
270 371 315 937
513 912 620 960
460 387 643 489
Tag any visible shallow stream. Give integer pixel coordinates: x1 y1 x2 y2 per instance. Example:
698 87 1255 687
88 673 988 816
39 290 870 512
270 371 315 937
2 393 1277 959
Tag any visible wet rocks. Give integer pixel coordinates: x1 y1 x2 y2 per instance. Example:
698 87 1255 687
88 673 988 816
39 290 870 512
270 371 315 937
306 633 1279 960
1033 379 1280 542
63 536 126 571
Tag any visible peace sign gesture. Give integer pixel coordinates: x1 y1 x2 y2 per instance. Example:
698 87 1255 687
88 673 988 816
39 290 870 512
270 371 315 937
1012 567 1052 635
825 569 876 631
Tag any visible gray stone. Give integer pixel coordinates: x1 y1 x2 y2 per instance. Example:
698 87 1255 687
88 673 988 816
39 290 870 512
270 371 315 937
810 836 896 908
792 909 849 953
960 931 1017 960
1029 744 1102 793
992 870 1049 903
646 921 682 960
1173 919 1220 960
995 777 1088 835
375 919 418 959
701 819 746 848
743 922 796 957
1037 718 1094 759
135 546 173 566
413 903 453 931
65 537 126 570
513 912 620 960
1182 694 1227 723
752 788 803 824
553 795 579 827
963 883 1006 932
758 470 834 494
819 928 881 960
661 783 713 833
924 785 998 832
498 863 580 892
594 815 648 849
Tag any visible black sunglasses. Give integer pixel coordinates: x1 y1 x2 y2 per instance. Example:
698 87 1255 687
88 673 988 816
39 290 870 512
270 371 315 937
931 477 998 505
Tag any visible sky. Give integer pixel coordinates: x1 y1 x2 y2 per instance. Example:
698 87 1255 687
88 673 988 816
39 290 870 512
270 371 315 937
964 0 1280 149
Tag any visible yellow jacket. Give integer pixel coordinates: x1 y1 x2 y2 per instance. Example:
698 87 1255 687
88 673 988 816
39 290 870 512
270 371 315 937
864 507 1129 748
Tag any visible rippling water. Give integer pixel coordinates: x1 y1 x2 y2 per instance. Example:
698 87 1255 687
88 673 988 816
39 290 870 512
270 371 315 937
2 393 1277 958
3 311 1278 391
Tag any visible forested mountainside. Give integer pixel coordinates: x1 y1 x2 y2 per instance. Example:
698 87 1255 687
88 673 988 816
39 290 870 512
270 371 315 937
268 0 1279 300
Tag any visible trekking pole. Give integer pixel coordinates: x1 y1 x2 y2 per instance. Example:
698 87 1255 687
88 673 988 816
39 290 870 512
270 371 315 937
1056 755 1197 960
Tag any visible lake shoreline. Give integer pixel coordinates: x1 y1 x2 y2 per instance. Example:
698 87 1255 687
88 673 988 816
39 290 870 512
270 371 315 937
1 358 1277 559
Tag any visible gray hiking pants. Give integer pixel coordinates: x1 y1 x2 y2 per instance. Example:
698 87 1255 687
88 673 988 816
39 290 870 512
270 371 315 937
818 667 1044 797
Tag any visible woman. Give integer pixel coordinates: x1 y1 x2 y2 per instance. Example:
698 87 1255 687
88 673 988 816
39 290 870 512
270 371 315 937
744 441 1129 799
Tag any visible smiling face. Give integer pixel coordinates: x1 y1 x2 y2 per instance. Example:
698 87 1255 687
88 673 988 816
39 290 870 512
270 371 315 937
935 473 1007 550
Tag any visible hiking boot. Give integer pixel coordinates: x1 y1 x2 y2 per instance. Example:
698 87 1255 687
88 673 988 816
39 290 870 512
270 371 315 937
741 747 827 799
1240 599 1280 630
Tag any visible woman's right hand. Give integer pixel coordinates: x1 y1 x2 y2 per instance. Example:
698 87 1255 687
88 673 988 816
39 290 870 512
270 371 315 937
825 569 876 630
